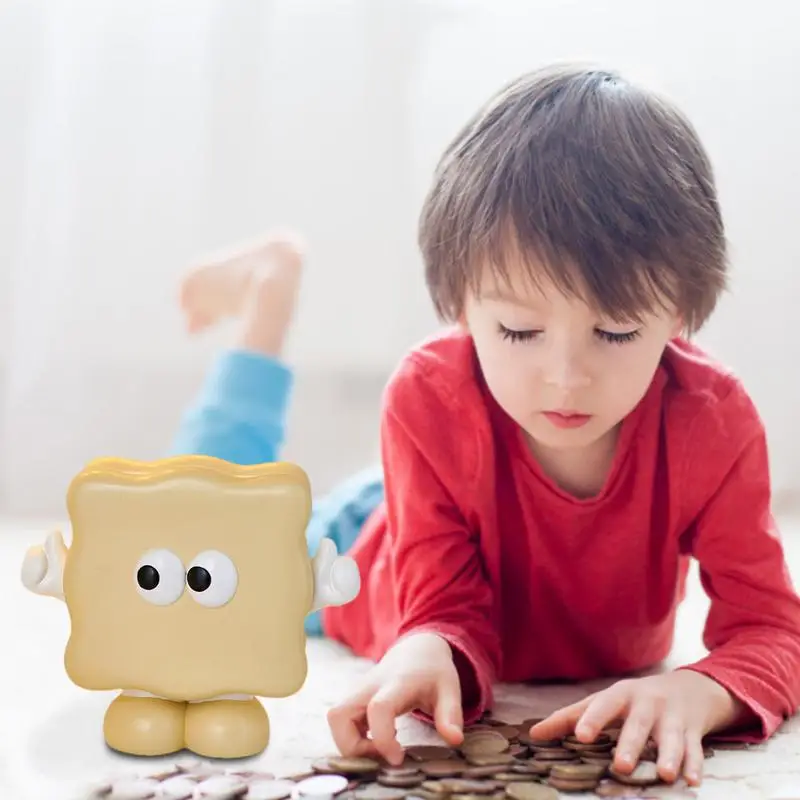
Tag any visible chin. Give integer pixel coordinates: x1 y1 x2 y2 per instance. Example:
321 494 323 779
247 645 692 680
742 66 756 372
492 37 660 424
525 419 607 450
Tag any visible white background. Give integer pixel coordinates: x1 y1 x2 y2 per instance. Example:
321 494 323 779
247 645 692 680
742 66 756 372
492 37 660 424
0 0 798 514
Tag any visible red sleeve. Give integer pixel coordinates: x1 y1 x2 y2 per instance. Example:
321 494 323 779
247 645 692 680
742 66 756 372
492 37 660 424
679 408 800 740
380 361 501 724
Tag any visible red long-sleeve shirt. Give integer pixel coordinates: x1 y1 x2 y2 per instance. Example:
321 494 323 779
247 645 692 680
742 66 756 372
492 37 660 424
323 329 800 739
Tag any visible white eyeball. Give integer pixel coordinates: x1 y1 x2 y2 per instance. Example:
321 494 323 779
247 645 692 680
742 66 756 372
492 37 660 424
186 550 238 608
135 549 185 606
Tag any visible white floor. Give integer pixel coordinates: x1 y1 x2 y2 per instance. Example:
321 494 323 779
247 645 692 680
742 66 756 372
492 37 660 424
2 517 800 800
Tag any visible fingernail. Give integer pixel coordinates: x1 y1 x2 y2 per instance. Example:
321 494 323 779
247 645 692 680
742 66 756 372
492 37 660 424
619 752 633 765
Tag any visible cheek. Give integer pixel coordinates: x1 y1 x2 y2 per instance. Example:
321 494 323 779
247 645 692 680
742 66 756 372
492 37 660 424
601 341 665 408
472 337 540 410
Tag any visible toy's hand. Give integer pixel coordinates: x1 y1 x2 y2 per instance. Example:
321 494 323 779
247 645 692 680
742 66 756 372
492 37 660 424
21 530 67 601
529 670 747 787
310 537 360 612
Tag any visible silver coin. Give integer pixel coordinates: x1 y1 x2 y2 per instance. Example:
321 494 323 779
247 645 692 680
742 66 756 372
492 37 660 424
192 774 248 798
245 780 300 800
293 775 349 798
109 779 160 800
156 775 198 799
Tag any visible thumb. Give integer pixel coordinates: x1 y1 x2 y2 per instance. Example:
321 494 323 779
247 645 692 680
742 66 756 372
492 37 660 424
433 675 464 745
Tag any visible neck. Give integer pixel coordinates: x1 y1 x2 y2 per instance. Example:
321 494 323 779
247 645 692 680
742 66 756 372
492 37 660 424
526 424 621 499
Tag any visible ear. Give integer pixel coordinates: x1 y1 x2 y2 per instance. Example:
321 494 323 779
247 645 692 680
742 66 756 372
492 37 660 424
669 315 684 338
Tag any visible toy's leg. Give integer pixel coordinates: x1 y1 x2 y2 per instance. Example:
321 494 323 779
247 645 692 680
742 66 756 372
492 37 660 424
304 464 384 636
184 697 269 758
103 693 186 756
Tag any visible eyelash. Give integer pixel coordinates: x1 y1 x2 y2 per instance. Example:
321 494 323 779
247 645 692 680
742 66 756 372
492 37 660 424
498 324 641 345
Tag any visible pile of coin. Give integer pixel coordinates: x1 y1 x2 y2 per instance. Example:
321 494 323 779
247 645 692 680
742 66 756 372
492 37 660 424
79 714 719 799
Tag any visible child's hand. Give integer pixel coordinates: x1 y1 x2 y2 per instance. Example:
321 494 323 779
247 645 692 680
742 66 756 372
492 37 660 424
529 670 747 786
327 632 464 765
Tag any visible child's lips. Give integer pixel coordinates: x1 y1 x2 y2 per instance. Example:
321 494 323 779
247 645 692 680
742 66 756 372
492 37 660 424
542 410 592 428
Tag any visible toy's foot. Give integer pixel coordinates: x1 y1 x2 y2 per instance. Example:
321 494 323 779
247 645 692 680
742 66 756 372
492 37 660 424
184 698 269 758
104 694 187 756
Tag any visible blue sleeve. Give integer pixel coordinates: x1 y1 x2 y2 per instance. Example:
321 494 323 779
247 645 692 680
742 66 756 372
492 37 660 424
169 349 293 465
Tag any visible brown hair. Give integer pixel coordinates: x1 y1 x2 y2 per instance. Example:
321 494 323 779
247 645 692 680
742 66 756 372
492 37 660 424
418 64 727 333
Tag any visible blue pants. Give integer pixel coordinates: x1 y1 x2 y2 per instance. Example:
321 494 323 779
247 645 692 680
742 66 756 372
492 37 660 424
169 350 384 635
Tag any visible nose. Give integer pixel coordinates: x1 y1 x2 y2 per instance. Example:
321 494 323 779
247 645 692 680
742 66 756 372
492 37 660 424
541 343 592 391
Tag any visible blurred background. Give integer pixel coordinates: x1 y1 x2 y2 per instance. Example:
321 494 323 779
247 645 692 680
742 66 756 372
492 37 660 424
0 0 798 519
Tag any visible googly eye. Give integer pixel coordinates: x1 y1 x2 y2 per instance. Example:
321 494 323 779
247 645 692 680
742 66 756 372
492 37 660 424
135 549 185 606
186 550 238 608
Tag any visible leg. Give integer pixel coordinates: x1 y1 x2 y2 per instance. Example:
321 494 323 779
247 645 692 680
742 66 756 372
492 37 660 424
170 232 303 465
173 230 385 634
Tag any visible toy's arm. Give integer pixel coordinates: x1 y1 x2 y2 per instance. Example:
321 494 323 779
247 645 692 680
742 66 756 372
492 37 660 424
310 537 360 613
20 530 68 601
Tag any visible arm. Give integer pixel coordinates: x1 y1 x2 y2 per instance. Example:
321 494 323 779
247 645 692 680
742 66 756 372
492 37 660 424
169 350 292 465
381 396 500 724
21 530 68 601
680 425 800 739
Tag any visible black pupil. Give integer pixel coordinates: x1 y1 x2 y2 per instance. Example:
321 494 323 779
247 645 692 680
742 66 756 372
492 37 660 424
187 566 212 592
137 565 160 591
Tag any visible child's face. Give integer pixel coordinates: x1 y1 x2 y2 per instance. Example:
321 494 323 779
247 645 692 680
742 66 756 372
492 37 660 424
463 267 682 453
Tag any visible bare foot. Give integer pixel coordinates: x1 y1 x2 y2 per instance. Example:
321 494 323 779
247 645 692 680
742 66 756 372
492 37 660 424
179 231 304 357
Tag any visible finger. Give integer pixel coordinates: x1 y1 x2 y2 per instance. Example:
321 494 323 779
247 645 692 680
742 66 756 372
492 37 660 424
682 731 705 786
613 699 657 772
327 687 381 758
433 676 464 746
574 689 630 742
366 682 416 765
654 715 685 784
529 696 593 741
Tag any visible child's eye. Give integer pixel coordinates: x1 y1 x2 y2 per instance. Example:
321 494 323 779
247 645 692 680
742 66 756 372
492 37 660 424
498 324 539 343
595 328 641 344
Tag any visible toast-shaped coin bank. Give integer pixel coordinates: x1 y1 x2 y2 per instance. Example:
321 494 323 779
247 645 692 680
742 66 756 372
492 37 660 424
20 455 360 758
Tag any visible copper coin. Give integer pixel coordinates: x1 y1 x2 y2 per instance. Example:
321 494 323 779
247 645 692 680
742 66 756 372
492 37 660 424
607 761 660 786
505 783 560 800
461 766 506 779
421 760 465 777
547 775 600 792
550 762 606 780
353 786 407 800
407 746 457 762
460 730 509 757
594 781 645 797
464 753 514 767
326 758 381 776
489 773 536 783
511 761 550 776
518 735 562 748
377 773 423 788
564 733 612 749
437 780 499 795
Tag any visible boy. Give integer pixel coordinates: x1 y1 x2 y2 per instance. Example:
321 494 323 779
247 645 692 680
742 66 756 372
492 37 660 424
171 64 800 788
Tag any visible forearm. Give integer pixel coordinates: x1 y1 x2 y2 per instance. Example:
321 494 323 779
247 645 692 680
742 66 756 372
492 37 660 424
680 627 800 739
